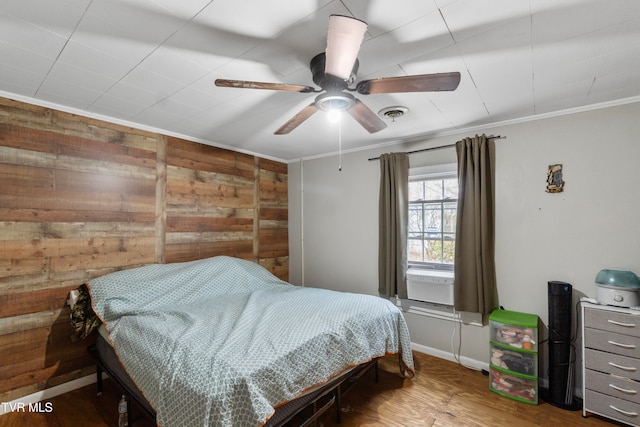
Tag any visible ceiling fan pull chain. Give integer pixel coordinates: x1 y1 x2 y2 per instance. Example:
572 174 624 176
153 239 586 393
338 119 342 172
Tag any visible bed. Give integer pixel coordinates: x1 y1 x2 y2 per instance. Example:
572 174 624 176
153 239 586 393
71 256 414 427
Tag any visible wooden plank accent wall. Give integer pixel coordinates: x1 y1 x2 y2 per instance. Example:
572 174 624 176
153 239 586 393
0 96 288 403
164 137 256 263
258 158 289 278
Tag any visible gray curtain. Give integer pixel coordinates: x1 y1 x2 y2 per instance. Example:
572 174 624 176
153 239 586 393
378 153 409 299
454 135 499 316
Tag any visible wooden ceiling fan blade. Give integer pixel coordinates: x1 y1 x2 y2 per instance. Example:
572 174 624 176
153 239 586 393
274 103 318 135
215 79 316 93
347 99 387 134
356 72 461 95
324 15 367 80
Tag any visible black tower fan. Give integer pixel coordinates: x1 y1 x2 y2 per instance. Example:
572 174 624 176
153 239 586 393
543 281 581 409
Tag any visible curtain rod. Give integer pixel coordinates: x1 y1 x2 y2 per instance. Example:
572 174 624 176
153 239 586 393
367 135 506 161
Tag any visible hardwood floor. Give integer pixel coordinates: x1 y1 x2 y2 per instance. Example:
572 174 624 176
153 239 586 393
0 351 616 427
318 352 615 427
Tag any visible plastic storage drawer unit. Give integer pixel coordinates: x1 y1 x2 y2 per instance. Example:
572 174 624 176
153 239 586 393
489 309 539 404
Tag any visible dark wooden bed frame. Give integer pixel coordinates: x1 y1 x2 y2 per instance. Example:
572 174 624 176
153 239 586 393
88 332 379 426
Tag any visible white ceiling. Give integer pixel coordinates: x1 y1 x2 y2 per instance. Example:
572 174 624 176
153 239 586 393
1 0 639 162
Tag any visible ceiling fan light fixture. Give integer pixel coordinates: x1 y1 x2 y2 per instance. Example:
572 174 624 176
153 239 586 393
315 92 355 113
325 15 367 80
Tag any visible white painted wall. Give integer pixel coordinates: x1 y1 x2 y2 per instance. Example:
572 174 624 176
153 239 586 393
288 101 640 383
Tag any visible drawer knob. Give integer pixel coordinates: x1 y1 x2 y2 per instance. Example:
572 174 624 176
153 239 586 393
609 361 637 372
610 405 639 417
608 340 637 350
609 383 638 395
608 319 637 328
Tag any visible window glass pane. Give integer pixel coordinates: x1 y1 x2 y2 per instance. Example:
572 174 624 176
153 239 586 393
408 239 424 262
408 204 423 232
443 178 458 199
423 239 442 263
408 181 424 201
443 202 457 233
442 240 455 264
424 203 441 232
424 180 442 200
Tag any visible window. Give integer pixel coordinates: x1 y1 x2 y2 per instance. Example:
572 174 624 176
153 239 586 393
408 165 458 270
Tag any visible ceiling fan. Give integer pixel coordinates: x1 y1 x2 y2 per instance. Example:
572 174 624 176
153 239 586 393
215 15 461 135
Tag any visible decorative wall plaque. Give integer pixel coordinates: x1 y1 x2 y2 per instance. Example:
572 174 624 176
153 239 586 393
546 164 564 193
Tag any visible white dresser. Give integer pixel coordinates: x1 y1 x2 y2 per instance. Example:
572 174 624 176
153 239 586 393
582 302 640 426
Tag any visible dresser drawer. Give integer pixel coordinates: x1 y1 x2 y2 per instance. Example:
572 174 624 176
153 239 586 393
585 308 640 337
585 327 640 358
586 368 640 404
586 348 640 381
586 389 640 426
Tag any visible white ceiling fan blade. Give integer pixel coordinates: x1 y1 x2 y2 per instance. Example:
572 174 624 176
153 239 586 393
324 15 367 80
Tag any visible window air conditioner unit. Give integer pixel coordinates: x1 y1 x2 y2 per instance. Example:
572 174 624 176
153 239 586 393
406 268 454 306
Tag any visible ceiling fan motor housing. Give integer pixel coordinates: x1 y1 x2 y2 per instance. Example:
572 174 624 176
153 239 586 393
310 52 358 90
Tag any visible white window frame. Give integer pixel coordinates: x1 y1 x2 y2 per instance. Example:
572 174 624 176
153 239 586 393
402 163 482 326
408 163 458 272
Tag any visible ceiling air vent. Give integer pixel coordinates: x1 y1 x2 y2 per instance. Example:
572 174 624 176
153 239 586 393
378 106 409 121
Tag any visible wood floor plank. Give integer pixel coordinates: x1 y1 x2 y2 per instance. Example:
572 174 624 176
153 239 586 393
0 408 58 427
48 388 110 427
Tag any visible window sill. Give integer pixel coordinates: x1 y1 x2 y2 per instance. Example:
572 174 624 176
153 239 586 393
392 297 483 326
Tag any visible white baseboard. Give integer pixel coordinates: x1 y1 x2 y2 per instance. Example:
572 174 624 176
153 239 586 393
0 373 101 416
412 342 489 372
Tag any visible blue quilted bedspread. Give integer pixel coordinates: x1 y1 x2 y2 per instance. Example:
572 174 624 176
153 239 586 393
88 256 414 427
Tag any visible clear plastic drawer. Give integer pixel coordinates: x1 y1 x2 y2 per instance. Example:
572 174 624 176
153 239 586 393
490 344 537 377
489 367 538 404
490 320 538 352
